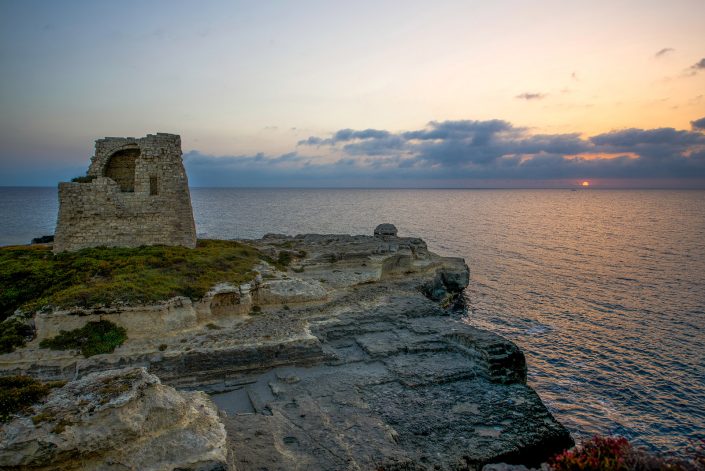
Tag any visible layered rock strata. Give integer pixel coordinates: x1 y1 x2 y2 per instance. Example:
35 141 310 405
0 229 573 469
0 367 229 471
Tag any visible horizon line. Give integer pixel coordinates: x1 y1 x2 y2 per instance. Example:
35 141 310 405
2 185 705 190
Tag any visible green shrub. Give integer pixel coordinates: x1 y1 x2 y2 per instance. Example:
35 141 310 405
277 251 293 267
0 318 34 354
440 293 458 309
0 376 53 423
39 320 127 357
31 411 55 425
70 175 96 183
0 240 261 321
261 248 308 271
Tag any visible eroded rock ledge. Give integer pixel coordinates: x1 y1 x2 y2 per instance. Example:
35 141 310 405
0 228 573 470
0 367 229 471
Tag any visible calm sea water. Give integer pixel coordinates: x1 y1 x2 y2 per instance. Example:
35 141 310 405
1 187 704 453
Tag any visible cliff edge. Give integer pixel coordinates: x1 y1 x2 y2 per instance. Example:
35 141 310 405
0 227 573 470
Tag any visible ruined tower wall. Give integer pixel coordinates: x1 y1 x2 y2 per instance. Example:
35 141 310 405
53 133 197 252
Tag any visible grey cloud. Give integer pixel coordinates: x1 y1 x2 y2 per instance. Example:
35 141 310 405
516 93 546 100
692 117 705 130
590 128 705 146
297 136 325 146
333 128 390 142
402 119 514 141
185 119 705 186
185 151 307 170
298 128 390 146
341 135 407 156
689 58 705 73
655 47 674 58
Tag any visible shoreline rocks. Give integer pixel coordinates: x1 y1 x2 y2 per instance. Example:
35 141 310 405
0 228 573 469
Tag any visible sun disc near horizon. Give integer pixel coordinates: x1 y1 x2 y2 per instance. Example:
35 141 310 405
581 181 590 187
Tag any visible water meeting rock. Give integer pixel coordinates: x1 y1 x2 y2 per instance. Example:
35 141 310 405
0 228 573 470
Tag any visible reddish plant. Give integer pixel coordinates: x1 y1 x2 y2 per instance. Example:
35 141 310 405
550 436 632 471
550 436 705 471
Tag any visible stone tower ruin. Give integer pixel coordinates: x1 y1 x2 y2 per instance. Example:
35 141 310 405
53 133 197 252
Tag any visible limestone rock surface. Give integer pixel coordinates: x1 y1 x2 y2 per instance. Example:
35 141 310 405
212 286 572 470
374 223 398 238
1 229 573 470
0 367 229 471
204 232 572 470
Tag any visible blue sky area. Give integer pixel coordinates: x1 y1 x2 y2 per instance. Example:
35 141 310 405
1 0 704 187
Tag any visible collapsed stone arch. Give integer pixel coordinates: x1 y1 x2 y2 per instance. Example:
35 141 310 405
104 147 140 192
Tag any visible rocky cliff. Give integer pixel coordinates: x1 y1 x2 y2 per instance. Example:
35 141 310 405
0 227 573 470
0 367 229 470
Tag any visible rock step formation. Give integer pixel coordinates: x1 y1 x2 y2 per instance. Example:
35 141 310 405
1 229 573 470
212 289 572 470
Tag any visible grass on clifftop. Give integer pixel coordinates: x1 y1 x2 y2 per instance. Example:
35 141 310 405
0 240 261 321
0 376 64 423
39 320 127 357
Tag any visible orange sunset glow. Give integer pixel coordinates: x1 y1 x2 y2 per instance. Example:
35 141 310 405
1 2 705 468
1 0 704 188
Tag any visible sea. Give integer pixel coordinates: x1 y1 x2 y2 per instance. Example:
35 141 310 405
1 187 704 454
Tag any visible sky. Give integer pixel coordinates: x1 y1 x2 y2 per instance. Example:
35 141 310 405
1 0 704 187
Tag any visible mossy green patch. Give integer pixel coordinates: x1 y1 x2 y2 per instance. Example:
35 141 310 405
0 375 61 423
39 320 127 357
70 175 96 183
0 318 34 354
263 249 307 271
0 240 261 321
31 411 55 425
277 250 293 267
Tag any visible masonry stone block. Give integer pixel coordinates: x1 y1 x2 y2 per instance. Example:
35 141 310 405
53 133 197 252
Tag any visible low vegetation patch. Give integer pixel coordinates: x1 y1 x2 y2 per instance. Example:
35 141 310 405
0 240 261 320
262 249 307 270
250 305 262 315
0 376 63 423
550 435 705 471
440 293 459 309
0 318 34 354
96 371 140 404
277 250 294 267
39 320 127 357
70 175 96 183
